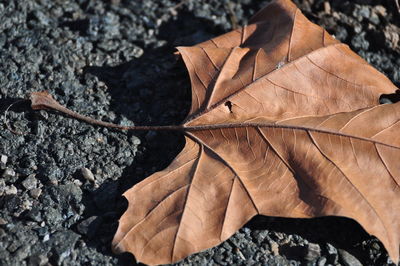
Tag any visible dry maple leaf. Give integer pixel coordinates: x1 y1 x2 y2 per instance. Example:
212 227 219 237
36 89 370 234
110 0 400 264
29 0 400 265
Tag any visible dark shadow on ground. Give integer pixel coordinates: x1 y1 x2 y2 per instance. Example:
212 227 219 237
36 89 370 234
245 215 388 265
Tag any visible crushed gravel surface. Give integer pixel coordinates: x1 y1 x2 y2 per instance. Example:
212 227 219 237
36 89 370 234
1 0 400 265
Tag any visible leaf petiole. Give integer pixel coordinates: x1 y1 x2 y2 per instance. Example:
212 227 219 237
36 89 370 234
29 91 184 132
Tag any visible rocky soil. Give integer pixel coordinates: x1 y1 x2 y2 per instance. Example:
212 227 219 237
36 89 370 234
0 0 399 265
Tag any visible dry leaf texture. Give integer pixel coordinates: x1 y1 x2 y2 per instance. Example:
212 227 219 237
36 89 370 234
112 0 400 264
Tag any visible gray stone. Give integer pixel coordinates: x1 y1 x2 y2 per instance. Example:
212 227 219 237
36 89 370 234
131 135 141 145
5 185 17 195
42 234 50 242
29 188 42 199
81 167 95 182
73 179 82 186
0 217 7 225
270 241 280 256
305 243 321 262
374 5 387 17
21 199 33 210
326 243 337 255
2 168 16 178
266 255 290 266
49 230 80 264
0 229 6 238
338 249 362 266
15 244 31 261
380 97 393 104
317 256 327 266
359 6 370 19
0 155 7 165
0 179 6 196
7 242 20 253
326 243 339 264
368 12 380 25
22 175 37 190
43 207 62 226
28 254 48 266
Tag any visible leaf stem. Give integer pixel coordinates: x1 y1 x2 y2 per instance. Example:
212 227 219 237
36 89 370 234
30 91 185 131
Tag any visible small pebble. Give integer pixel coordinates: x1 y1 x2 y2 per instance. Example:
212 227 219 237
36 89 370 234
0 179 5 196
326 243 338 255
29 188 42 199
131 136 141 145
49 178 58 186
2 168 16 178
270 241 280 256
374 5 387 17
22 175 37 190
0 155 7 165
372 242 380 251
305 243 321 261
236 248 246 260
73 179 83 186
380 97 393 104
29 254 49 266
81 167 95 182
42 234 50 242
5 185 17 195
317 256 327 266
7 242 19 253
338 249 362 266
0 217 7 225
21 199 33 210
324 1 331 14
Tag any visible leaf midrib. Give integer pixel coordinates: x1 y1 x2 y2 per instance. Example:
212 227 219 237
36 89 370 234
182 121 400 150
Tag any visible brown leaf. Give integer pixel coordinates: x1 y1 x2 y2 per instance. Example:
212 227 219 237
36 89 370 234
110 0 400 264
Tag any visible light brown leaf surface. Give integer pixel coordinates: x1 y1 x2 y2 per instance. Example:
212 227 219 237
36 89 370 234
112 0 400 264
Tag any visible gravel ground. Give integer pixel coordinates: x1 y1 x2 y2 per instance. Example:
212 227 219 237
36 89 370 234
1 0 400 265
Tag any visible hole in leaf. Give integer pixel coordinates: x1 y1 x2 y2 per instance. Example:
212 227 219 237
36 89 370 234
225 101 233 113
379 90 400 104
